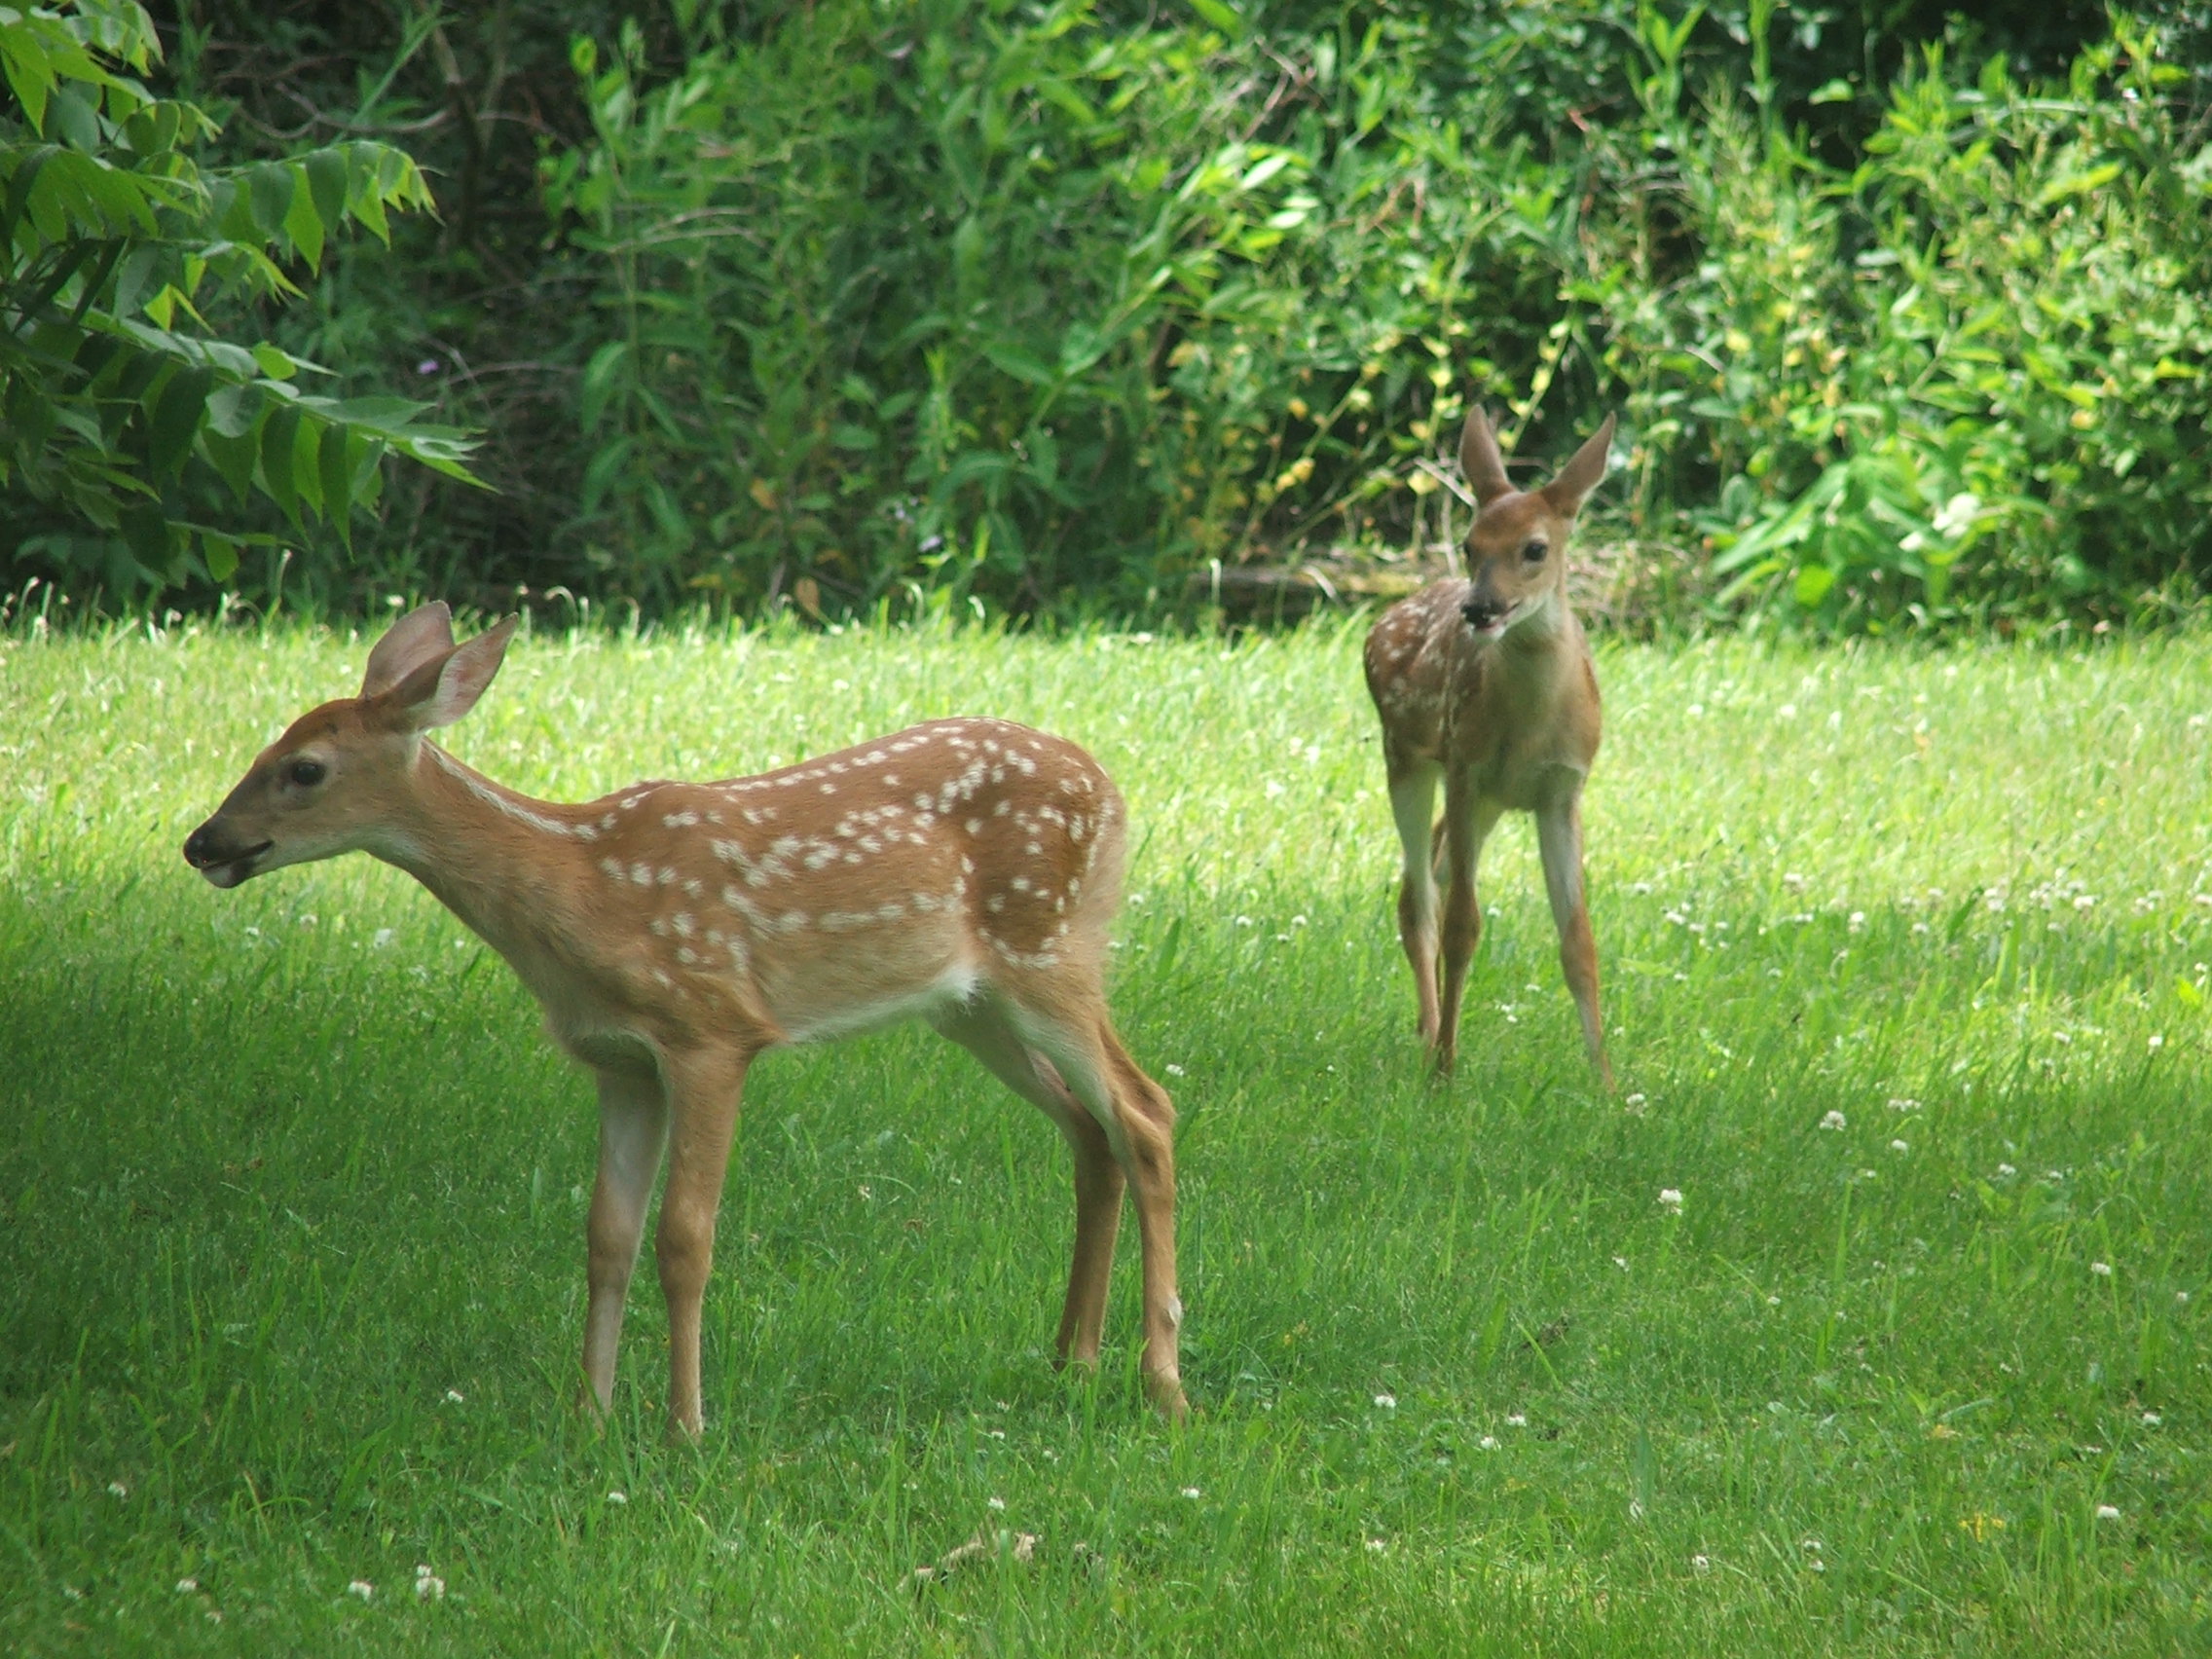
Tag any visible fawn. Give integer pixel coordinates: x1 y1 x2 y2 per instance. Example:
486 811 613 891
1363 405 1616 1085
183 605 1184 1436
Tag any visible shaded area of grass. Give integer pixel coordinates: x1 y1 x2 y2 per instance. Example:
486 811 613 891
1 620 2208 1652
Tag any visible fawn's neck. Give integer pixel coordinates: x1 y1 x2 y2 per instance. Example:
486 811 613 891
376 741 601 962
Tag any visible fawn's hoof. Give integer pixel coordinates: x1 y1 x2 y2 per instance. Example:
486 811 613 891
1145 1373 1190 1421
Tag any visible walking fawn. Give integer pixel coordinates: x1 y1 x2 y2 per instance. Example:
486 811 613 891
184 605 1184 1435
1364 405 1617 1085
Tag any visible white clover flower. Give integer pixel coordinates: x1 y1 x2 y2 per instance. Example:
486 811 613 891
2179 1290 2192 1304
414 1566 445 1601
444 1388 464 1404
1692 1554 1711 1572
1997 1163 2016 1177
1479 1435 1500 1450
1366 1537 1387 1553
1165 1064 1185 1077
987 1495 1006 1511
107 1481 128 1498
2091 1262 2113 1277
2143 1412 2162 1425
2096 1504 2120 1521
2149 1034 2164 1051
1373 1392 1396 1409
1767 1294 1782 1306
175 1578 200 1594
1625 1092 1648 1113
1506 1413 1528 1427
1890 1139 1909 1154
1659 1188 1683 1211
1848 911 1866 933
1612 1255 1629 1270
371 928 395 948
1182 1487 1202 1500
1887 1097 1920 1113
347 1580 374 1602
1820 1111 1847 1131
606 1491 627 1505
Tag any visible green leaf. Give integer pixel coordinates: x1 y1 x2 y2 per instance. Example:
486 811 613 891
203 419 260 504
320 424 355 542
259 402 302 523
283 162 325 268
250 343 299 381
304 148 348 240
1792 564 1836 607
200 531 240 582
1188 0 1243 35
982 343 1057 387
2035 164 2121 205
46 83 101 151
146 364 212 478
344 142 391 243
291 416 326 521
248 161 296 239
580 340 629 429
118 504 171 573
1 144 57 246
203 384 255 439
2 30 56 133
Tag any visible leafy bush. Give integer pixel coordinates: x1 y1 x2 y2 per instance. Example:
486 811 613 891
5 0 2203 631
0 0 479 603
1581 9 2212 628
541 2 1583 615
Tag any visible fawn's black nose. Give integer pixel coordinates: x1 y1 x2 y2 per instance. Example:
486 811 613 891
182 822 220 867
1461 596 1505 631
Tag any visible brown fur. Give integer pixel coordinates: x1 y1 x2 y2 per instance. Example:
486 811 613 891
1362 406 1617 1084
184 607 1185 1435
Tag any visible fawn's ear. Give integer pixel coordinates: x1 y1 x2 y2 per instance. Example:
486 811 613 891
379 615 519 733
1457 406 1514 506
362 602 458 697
1540 414 1616 518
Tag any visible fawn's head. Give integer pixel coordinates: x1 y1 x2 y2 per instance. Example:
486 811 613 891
1455 407 1614 640
183 604 516 888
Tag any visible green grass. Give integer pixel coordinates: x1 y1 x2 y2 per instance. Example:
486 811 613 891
3 616 2209 1654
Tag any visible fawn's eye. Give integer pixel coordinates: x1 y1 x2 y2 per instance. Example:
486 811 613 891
287 758 327 788
1522 538 1548 564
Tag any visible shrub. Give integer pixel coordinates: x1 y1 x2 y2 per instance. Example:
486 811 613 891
0 0 479 604
542 1 1591 616
1581 9 2212 628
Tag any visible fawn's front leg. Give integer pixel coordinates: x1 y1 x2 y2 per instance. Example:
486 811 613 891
655 1043 754 1439
1387 763 1444 1046
580 1063 669 1418
1536 793 1613 1090
1434 772 1502 1074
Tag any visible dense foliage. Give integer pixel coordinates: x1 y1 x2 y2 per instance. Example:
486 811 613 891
0 0 478 601
6 0 2207 630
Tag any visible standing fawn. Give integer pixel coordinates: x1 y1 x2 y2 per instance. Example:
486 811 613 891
1364 405 1616 1086
183 605 1184 1436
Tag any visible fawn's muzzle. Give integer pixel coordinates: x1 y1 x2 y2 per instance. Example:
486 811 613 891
1460 596 1508 634
183 821 273 890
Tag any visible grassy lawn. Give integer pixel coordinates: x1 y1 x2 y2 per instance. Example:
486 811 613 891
2 616 2208 1654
